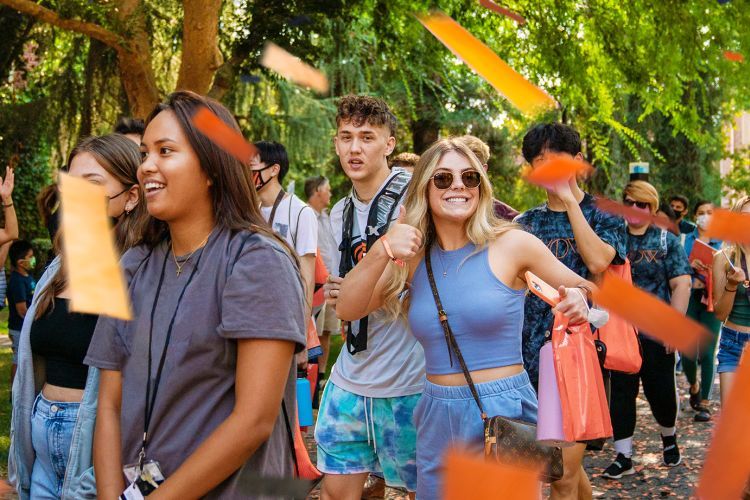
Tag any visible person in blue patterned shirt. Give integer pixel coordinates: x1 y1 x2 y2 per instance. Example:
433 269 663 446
603 181 692 480
516 123 626 500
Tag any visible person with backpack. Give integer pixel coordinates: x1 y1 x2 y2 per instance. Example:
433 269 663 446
603 180 692 479
317 95 424 499
333 137 593 498
9 134 148 499
515 123 626 499
85 91 306 499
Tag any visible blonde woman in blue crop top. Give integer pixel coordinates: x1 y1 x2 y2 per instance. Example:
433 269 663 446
713 195 750 406
335 138 596 498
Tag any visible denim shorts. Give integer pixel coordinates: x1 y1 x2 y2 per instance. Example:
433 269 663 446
717 326 750 374
30 393 80 499
314 381 419 491
412 371 538 500
9 329 20 364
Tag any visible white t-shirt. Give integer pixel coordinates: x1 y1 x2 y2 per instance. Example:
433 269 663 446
260 193 318 257
328 172 425 398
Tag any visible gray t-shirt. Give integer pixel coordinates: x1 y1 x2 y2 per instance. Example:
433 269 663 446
85 227 306 499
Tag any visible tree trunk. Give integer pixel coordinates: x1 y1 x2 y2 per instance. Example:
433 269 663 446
177 0 223 94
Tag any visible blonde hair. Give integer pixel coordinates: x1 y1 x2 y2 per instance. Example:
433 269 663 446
723 195 750 270
459 135 491 164
623 180 660 214
381 137 515 318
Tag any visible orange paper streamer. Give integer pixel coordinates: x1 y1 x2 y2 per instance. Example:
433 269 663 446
443 449 539 500
523 153 593 187
59 173 131 320
261 42 329 94
478 0 526 24
705 208 750 244
417 11 556 115
192 107 257 165
595 197 678 233
724 50 745 62
593 272 708 353
697 347 750 499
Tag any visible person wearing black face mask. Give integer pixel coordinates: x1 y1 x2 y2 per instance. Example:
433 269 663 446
250 141 318 367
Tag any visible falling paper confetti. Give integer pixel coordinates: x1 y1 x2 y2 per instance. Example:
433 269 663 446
595 197 678 233
523 153 593 188
593 272 708 353
479 0 526 24
697 347 750 499
443 448 539 500
192 106 257 165
261 42 329 94
59 172 131 320
417 11 556 115
704 208 750 244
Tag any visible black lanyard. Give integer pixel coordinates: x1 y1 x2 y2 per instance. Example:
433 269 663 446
267 189 286 225
139 241 207 468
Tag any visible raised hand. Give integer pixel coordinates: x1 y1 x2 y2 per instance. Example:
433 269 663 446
0 167 15 204
384 206 423 261
553 285 589 325
727 267 747 287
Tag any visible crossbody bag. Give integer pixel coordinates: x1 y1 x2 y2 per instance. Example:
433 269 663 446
424 248 563 483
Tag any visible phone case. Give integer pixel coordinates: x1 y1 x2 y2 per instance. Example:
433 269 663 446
525 271 560 307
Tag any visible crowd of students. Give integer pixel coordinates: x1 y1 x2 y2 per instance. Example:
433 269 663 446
2 91 747 499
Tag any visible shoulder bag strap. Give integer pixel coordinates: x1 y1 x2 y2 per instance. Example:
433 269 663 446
740 251 750 303
267 189 286 226
424 248 487 419
280 399 300 477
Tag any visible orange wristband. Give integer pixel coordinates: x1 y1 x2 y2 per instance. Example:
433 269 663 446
381 236 405 267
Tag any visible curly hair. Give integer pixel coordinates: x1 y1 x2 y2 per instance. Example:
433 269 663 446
336 95 397 136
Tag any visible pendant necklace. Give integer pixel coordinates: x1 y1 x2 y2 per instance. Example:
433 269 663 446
436 247 449 278
172 231 212 277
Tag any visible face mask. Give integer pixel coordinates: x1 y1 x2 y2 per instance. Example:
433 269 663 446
624 206 650 226
252 165 275 192
696 214 710 230
28 256 36 269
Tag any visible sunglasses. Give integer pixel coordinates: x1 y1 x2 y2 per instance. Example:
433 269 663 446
431 170 481 190
623 198 650 210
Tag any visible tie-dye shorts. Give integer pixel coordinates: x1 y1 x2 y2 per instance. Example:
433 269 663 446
314 381 420 492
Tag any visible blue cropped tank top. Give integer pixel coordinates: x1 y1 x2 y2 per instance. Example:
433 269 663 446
408 242 526 375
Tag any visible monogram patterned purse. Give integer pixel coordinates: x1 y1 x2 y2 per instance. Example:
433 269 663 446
424 249 563 483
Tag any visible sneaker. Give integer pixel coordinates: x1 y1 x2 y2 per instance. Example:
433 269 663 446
662 434 681 466
602 453 635 479
694 405 711 422
689 390 701 411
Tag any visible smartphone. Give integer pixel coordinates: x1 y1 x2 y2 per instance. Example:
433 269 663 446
525 271 560 307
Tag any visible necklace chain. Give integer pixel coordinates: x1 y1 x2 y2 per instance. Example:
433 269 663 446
436 247 449 278
172 231 212 277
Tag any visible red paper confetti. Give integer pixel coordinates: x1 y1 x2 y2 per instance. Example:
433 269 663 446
595 197 679 234
593 272 709 353
443 448 539 500
523 153 593 188
192 107 257 165
724 50 745 62
478 0 527 24
704 208 750 244
260 42 329 94
697 347 750 499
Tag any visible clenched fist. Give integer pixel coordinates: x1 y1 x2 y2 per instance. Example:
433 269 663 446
384 206 423 261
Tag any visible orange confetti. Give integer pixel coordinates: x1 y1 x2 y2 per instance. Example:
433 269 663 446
724 50 745 62
417 11 556 115
192 107 257 165
593 272 708 353
260 42 329 94
59 173 131 320
697 347 750 499
595 197 678 233
443 448 539 500
705 208 750 244
478 0 526 24
523 153 593 187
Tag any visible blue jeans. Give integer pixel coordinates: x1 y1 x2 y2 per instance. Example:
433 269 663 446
412 371 538 500
30 394 80 499
717 326 750 374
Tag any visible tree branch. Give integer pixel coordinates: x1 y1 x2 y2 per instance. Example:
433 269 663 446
0 0 122 48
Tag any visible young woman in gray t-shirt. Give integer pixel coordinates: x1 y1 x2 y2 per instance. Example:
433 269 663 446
85 91 307 499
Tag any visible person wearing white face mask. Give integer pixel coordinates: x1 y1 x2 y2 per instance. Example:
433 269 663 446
681 200 723 422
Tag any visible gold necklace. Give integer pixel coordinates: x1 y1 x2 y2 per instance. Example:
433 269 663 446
172 232 211 277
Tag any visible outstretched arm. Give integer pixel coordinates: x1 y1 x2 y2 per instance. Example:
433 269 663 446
0 168 18 244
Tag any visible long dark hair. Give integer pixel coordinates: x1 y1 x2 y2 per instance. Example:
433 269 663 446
140 91 294 259
36 134 148 318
